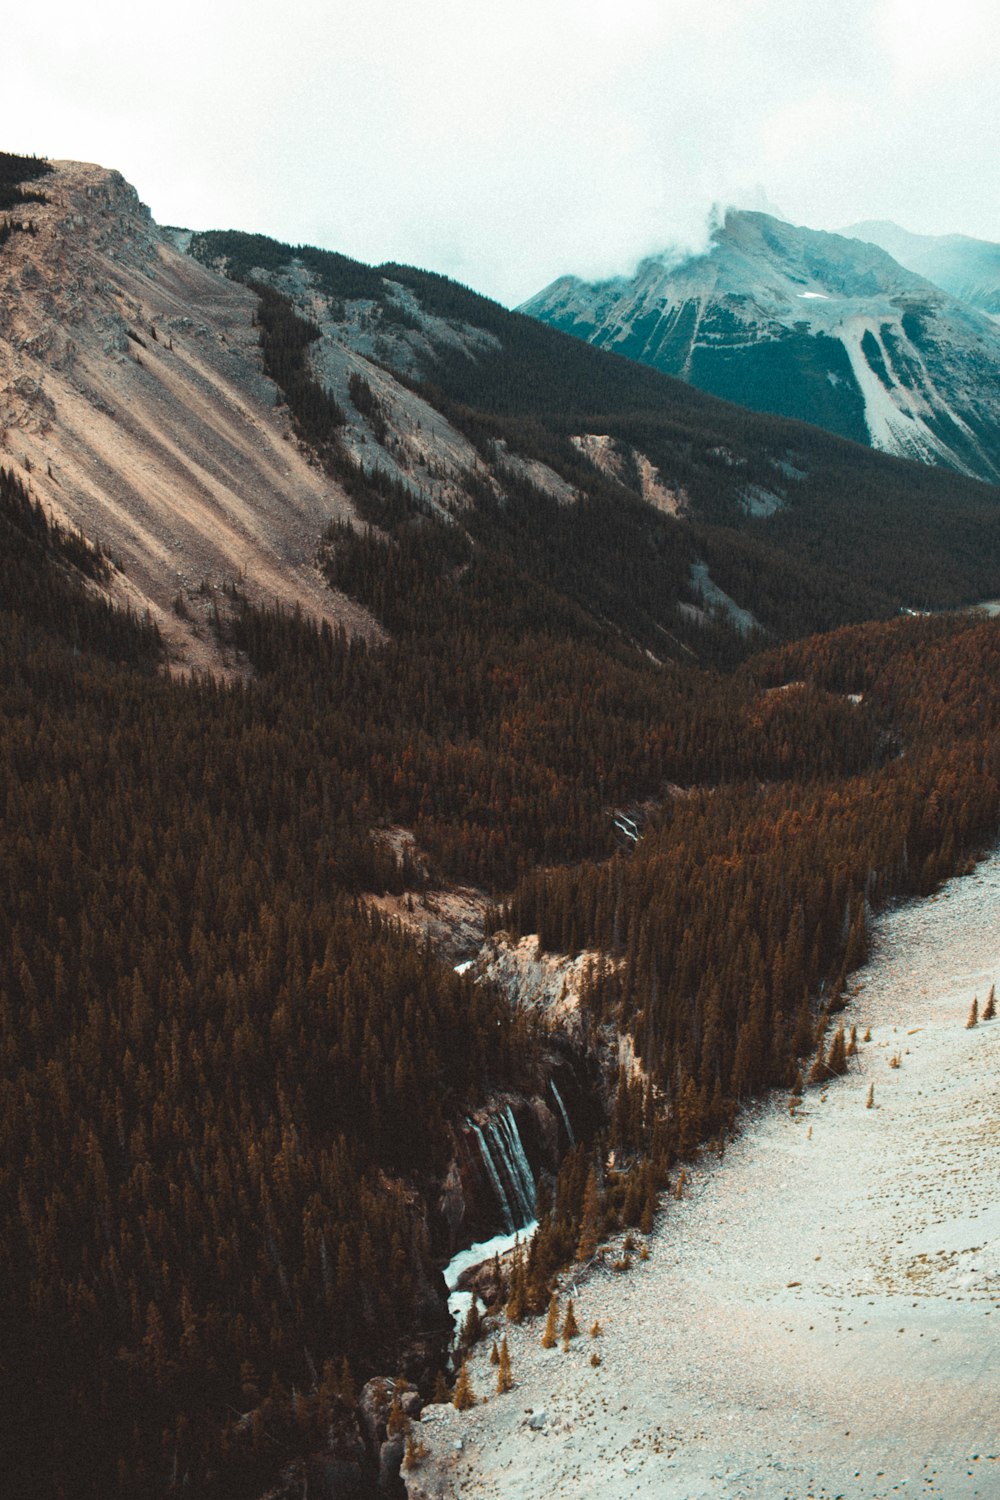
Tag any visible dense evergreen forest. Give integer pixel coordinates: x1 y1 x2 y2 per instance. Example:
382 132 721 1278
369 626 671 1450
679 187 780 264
192 227 1000 640
5 225 1000 1498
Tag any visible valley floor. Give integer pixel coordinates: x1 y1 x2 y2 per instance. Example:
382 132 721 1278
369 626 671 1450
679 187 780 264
406 852 1000 1499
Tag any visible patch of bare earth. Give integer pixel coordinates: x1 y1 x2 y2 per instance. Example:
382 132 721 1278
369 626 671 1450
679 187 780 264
570 432 688 515
405 852 1000 1500
367 888 493 968
0 160 376 672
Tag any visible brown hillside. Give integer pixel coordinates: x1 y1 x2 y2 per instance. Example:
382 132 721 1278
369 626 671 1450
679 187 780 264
0 159 375 670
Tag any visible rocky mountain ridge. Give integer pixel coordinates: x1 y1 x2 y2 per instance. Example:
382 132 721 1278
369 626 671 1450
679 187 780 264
521 210 1000 482
8 162 1000 681
0 159 381 670
844 219 1000 321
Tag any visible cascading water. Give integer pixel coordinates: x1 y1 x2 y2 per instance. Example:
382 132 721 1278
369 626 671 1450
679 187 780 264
468 1107 537 1232
550 1079 575 1146
449 1109 542 1345
495 1107 536 1224
469 1121 516 1232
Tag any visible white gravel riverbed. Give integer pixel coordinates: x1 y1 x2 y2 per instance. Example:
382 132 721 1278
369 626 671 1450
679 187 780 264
406 851 1000 1500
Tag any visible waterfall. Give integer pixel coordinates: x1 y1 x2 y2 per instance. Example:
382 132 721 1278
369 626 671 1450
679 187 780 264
495 1107 536 1223
470 1121 515 1233
470 1108 537 1231
550 1079 575 1146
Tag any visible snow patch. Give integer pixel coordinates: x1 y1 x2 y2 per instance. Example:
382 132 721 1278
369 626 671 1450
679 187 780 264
688 560 761 636
739 482 784 517
837 317 975 472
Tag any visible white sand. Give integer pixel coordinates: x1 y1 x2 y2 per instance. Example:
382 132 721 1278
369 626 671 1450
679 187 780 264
408 853 1000 1499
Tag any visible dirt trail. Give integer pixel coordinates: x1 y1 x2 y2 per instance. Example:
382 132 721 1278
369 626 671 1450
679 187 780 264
407 854 1000 1500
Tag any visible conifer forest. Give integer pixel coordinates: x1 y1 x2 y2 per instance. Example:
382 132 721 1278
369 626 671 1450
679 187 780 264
4 160 1000 1497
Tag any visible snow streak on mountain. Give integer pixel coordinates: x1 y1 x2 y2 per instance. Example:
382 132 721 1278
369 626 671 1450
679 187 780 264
521 211 1000 482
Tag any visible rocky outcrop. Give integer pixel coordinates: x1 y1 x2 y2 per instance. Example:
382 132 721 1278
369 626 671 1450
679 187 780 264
468 932 605 1047
358 1377 422 1452
0 159 375 673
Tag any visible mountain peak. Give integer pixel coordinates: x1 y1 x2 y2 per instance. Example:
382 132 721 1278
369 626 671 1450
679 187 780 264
521 212 1000 480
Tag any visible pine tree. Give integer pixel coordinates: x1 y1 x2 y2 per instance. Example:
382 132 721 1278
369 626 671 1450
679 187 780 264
807 1034 828 1085
403 1433 429 1470
561 1297 579 1347
496 1336 513 1394
505 1252 526 1324
541 1292 559 1348
983 984 996 1021
452 1359 476 1411
576 1165 601 1262
967 997 979 1029
826 1023 847 1076
386 1394 408 1438
460 1298 482 1348
432 1370 450 1404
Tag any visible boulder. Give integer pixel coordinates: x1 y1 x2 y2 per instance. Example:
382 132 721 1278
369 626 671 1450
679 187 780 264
358 1377 395 1451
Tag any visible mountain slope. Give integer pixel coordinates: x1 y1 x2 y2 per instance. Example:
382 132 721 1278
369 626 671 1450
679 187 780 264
845 219 1000 321
8 154 1000 1500
520 210 1000 482
0 159 375 669
6 162 1000 674
186 225 1000 652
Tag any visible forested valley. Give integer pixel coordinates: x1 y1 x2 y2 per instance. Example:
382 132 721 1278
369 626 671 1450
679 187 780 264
4 175 1000 1498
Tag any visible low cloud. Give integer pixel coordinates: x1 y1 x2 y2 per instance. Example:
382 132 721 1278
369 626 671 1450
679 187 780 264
6 0 999 305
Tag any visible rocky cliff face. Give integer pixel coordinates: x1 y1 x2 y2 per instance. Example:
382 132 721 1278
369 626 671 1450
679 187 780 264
0 161 593 674
0 159 374 671
521 210 1000 482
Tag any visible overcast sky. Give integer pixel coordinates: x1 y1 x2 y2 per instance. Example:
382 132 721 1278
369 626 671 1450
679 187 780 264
6 0 999 306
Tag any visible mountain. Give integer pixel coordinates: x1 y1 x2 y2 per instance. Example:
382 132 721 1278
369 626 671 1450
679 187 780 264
6 163 1000 672
0 158 382 672
844 219 1000 321
178 225 1000 649
520 210 1000 482
7 154 1000 1500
